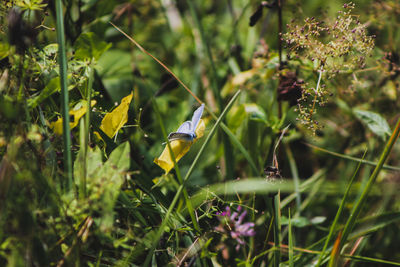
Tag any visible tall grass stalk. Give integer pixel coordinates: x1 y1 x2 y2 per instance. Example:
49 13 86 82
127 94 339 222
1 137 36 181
55 0 73 190
186 0 235 179
339 118 400 253
143 90 241 266
288 209 294 267
274 192 281 267
316 150 367 266
78 66 94 198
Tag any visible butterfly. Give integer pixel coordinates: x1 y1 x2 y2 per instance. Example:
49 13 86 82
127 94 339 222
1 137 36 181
167 103 205 142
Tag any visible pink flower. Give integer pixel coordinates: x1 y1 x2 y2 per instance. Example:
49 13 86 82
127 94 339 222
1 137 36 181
215 206 256 250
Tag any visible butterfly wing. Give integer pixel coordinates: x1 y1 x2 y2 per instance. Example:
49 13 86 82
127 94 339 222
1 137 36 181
167 132 194 142
167 121 194 141
176 121 192 133
165 104 204 142
190 103 205 133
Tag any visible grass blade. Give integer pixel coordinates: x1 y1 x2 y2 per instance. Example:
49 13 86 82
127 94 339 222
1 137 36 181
339 118 400 253
55 0 73 190
288 209 294 267
305 143 400 171
316 150 367 266
274 192 281 267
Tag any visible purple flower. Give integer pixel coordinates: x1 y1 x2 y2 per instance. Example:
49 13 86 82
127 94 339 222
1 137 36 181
215 206 256 250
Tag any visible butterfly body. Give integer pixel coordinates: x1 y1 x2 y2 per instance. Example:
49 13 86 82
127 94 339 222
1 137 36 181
167 104 204 142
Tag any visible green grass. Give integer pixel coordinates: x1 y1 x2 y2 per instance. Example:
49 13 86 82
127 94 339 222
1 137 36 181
0 1 399 266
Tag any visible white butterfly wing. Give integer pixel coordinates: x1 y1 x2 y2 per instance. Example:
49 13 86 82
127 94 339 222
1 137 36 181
165 103 204 142
176 121 192 133
190 103 204 133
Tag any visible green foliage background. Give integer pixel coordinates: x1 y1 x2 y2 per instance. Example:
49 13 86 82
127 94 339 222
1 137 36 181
0 0 399 266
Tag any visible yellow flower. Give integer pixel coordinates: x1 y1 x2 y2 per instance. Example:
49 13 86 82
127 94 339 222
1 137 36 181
100 92 133 138
50 100 96 135
154 119 205 174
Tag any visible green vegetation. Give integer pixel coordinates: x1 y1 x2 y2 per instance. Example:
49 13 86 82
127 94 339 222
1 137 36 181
0 0 399 266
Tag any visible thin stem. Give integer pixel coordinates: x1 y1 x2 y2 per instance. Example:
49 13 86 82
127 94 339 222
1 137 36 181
80 65 94 198
110 22 202 104
55 0 73 191
277 0 283 118
309 69 323 118
277 0 283 66
274 192 281 267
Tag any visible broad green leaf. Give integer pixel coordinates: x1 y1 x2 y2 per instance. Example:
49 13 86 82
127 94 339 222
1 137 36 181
106 141 131 171
86 142 130 232
227 104 246 130
191 178 294 210
96 49 134 101
43 43 58 55
227 103 267 130
354 109 391 140
73 146 103 184
74 32 112 61
100 92 133 138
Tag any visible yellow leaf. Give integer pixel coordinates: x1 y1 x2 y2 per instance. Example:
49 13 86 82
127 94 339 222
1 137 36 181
100 92 133 138
154 119 205 174
50 100 96 135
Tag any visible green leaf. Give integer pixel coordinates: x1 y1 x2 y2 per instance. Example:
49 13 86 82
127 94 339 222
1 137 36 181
244 103 268 122
281 215 326 227
227 103 267 130
43 43 58 55
227 104 246 130
27 77 60 109
105 141 131 171
354 109 391 140
96 49 134 101
74 142 131 233
74 32 112 61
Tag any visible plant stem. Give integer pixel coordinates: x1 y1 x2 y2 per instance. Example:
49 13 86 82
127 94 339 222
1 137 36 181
55 0 73 191
309 68 323 118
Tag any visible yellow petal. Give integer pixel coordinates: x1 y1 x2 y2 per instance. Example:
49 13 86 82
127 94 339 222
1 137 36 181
100 92 133 138
50 100 96 135
154 119 205 174
50 118 64 135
